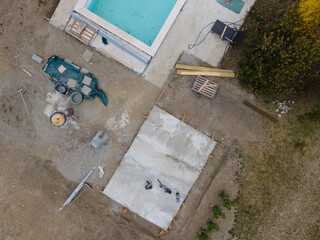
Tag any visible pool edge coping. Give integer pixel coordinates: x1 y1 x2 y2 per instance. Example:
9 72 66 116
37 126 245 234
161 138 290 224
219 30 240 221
74 0 186 56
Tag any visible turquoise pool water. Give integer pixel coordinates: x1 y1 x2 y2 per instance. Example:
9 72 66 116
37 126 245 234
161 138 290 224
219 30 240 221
86 0 178 46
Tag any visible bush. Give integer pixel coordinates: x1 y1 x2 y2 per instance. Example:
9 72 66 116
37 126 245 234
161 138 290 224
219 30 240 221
239 4 320 96
196 229 209 240
298 0 320 31
212 206 225 219
219 191 236 211
207 220 220 233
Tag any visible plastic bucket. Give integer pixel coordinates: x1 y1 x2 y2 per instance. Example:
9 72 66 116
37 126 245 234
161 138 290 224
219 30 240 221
70 92 83 104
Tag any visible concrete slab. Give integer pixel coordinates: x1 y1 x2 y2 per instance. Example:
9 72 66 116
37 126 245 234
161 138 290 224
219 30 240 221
103 106 216 229
143 0 256 87
49 0 78 30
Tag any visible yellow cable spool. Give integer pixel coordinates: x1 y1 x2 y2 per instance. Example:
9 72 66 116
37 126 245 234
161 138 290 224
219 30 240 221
50 112 66 127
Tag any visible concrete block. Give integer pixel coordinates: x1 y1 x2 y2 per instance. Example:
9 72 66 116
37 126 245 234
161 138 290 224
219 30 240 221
82 75 92 86
82 49 93 62
64 58 73 64
80 67 89 74
31 54 43 64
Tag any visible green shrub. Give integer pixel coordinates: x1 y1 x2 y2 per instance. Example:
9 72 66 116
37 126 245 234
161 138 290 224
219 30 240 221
212 206 225 219
239 5 320 96
196 229 209 240
219 191 236 211
207 220 220 233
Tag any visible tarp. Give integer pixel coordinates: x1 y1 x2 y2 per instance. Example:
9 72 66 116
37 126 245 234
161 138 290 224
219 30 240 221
216 0 245 14
42 55 108 106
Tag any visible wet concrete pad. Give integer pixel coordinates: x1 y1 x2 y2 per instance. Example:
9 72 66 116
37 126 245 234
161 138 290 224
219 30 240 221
104 106 216 229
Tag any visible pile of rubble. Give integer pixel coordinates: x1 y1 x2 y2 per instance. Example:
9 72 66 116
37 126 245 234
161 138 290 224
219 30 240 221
274 100 294 118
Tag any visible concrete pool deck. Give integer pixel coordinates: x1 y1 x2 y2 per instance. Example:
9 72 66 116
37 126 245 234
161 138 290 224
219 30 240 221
50 0 255 87
143 0 256 87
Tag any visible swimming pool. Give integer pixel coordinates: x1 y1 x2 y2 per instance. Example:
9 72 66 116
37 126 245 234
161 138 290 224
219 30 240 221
86 0 177 47
74 0 186 56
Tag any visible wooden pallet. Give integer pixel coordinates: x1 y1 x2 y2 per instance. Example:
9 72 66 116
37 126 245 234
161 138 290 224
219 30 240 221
68 19 96 45
192 76 219 99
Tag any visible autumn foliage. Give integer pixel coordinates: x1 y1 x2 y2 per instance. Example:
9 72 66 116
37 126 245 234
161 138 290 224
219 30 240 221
239 1 320 96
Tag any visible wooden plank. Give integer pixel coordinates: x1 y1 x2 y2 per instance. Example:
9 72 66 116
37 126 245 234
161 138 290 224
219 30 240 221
243 100 278 123
69 31 90 45
177 70 235 78
22 68 32 77
155 90 164 105
216 141 224 147
121 145 128 152
99 48 133 70
199 80 209 92
175 64 233 73
181 114 186 122
221 26 228 39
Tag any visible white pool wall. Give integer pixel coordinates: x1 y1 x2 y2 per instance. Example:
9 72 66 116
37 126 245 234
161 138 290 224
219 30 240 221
74 0 186 56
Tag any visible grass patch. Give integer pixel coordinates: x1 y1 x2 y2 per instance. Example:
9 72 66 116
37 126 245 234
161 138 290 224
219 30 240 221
38 0 45 6
233 99 320 239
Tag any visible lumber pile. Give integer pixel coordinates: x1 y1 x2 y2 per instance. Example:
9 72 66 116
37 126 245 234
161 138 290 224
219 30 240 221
175 64 235 78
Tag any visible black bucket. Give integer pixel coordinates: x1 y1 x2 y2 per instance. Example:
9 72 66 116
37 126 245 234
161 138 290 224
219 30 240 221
54 83 69 95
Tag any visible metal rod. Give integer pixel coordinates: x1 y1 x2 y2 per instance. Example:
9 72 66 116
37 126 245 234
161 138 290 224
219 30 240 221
18 89 30 115
59 167 96 211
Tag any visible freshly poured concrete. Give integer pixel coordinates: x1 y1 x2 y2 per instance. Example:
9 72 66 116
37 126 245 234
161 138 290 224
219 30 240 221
103 106 216 229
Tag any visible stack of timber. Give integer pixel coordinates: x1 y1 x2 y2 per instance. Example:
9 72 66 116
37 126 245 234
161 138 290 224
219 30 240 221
175 64 235 78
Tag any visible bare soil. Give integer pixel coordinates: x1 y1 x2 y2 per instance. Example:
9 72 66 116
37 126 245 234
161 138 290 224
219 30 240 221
3 1 318 240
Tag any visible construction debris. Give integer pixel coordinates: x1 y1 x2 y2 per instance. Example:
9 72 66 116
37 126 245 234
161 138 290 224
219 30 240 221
145 180 153 190
176 192 180 203
91 131 108 149
22 68 32 77
31 53 44 64
274 100 293 116
98 165 104 178
18 88 30 115
157 179 172 194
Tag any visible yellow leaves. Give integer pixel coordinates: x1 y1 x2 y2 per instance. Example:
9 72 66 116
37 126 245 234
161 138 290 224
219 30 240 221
298 0 320 29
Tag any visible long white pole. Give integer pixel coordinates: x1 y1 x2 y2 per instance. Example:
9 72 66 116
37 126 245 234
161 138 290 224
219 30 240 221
59 167 96 211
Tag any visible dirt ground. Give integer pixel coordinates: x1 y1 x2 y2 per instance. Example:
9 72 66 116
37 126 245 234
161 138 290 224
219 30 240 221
0 1 267 240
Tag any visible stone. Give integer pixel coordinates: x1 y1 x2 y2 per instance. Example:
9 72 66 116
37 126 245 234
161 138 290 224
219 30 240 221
82 49 93 62
31 54 43 64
